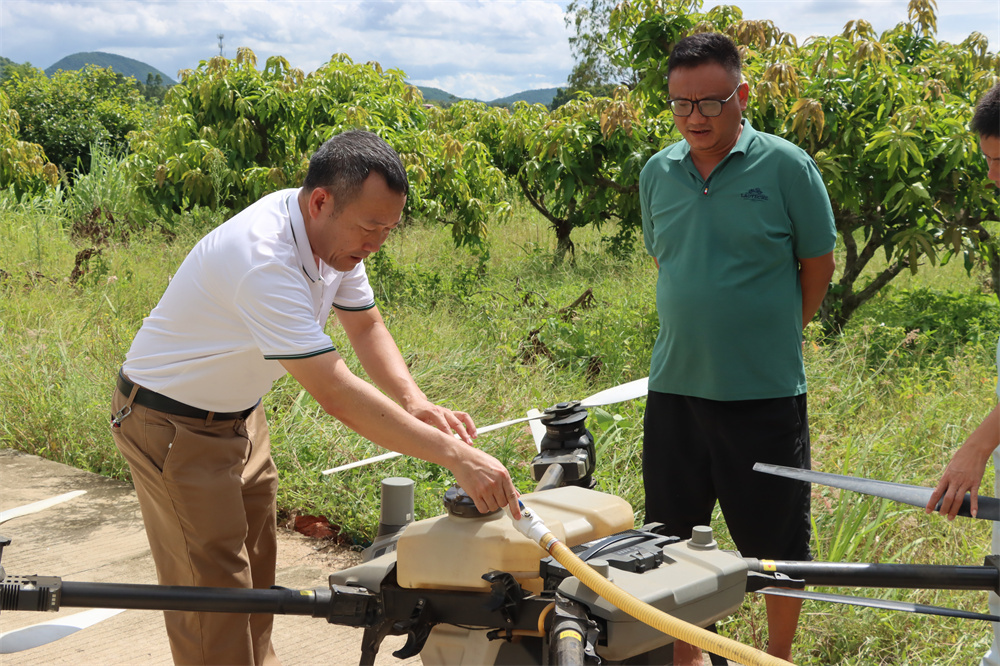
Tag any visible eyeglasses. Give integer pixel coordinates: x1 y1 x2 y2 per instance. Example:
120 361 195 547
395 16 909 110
666 84 741 118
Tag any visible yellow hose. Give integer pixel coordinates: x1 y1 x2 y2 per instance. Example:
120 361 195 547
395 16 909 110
541 532 794 666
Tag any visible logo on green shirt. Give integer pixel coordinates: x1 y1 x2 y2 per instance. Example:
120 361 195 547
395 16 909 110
740 187 769 202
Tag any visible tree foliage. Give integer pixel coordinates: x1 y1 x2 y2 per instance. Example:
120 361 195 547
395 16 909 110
1 65 152 177
0 89 58 197
126 49 509 245
507 90 664 262
2 2 996 332
558 0 1000 327
136 73 170 104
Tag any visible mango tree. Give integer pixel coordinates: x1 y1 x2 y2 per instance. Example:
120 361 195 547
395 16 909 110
583 0 1000 327
0 90 57 198
126 49 509 248
1 65 152 177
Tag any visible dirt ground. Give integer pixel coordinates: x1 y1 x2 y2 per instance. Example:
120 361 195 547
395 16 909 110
0 448 418 665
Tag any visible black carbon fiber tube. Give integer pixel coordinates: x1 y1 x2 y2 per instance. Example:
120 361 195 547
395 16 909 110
59 581 334 615
747 559 999 594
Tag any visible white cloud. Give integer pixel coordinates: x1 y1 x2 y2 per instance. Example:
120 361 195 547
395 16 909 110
0 0 574 98
0 0 995 100
736 0 998 48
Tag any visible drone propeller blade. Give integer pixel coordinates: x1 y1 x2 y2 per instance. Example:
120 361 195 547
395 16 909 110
322 451 401 475
579 377 648 408
753 463 1000 521
527 408 545 453
319 414 550 475
0 608 126 653
321 377 648 475
757 587 1000 622
476 413 546 435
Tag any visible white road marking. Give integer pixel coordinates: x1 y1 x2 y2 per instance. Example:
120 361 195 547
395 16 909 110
0 490 87 524
0 608 126 653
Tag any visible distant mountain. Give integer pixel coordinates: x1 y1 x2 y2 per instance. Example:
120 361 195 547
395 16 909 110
45 51 176 85
415 85 468 105
413 83 558 108
488 87 559 107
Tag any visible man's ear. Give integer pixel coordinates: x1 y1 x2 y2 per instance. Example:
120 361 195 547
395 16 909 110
307 187 333 221
737 81 750 111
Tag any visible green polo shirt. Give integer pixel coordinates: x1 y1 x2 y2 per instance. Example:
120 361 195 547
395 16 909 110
640 121 836 401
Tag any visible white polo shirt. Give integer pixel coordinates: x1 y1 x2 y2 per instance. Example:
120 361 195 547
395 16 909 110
123 188 375 412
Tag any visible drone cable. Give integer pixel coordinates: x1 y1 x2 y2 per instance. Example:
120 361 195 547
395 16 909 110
508 501 795 666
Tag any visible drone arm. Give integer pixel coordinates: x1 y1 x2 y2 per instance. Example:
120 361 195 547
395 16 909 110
745 559 1000 595
0 574 380 623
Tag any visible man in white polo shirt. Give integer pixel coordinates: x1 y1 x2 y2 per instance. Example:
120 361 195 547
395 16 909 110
110 130 520 665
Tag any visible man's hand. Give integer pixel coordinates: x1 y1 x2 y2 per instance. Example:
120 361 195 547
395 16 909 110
405 397 478 445
449 445 521 519
926 445 987 520
925 404 999 520
280 352 519 518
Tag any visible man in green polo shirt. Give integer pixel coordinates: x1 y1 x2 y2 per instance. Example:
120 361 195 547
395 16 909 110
639 32 836 664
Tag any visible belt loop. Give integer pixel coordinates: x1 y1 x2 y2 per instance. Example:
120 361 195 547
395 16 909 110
125 381 139 405
205 412 215 426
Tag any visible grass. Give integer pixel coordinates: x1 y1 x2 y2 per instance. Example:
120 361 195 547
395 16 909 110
1 191 997 664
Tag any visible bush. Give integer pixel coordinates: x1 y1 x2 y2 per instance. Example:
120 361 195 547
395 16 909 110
2 65 153 177
852 287 999 367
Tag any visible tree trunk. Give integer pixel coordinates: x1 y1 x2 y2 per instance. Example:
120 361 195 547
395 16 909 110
553 219 575 265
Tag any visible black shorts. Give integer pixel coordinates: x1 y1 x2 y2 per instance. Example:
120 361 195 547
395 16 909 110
642 391 812 561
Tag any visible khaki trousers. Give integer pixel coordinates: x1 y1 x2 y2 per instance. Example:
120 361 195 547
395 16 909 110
111 386 280 666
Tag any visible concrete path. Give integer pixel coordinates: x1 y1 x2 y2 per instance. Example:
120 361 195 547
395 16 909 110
0 448 417 665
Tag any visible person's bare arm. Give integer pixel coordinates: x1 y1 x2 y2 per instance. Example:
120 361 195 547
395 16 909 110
337 306 476 443
280 352 519 518
798 251 835 329
926 404 1000 520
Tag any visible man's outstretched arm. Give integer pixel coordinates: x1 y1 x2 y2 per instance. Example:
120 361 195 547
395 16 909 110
280 351 519 518
336 306 477 443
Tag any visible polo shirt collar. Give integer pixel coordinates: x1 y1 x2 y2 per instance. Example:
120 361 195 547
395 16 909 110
287 188 321 283
666 119 758 163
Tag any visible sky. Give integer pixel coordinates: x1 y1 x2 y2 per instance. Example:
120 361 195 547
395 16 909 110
1 1 997 101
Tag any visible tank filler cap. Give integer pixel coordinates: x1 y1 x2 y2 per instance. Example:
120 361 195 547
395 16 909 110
589 558 613 580
687 525 718 550
444 485 502 519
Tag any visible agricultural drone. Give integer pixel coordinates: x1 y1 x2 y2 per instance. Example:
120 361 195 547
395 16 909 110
2 377 999 665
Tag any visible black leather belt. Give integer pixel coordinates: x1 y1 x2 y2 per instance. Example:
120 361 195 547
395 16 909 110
117 370 258 421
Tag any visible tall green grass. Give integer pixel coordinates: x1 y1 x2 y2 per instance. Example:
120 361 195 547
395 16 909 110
1 187 997 664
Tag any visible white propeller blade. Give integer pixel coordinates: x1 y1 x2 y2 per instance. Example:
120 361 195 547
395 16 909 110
320 377 648 475
321 413 551 475
579 377 648 408
0 490 87 525
527 408 545 453
0 608 126 653
322 451 401 474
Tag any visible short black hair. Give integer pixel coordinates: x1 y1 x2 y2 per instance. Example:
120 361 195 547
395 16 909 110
667 32 742 81
971 83 1000 138
303 130 408 210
